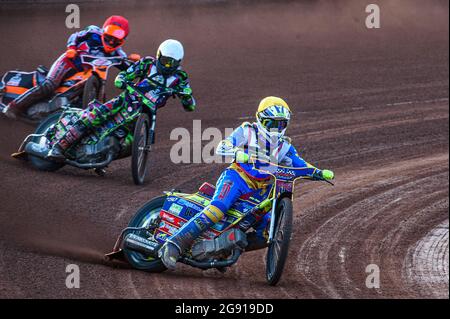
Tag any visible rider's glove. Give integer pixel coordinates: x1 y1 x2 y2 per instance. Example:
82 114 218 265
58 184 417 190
183 104 195 112
235 150 250 163
114 76 126 90
127 53 141 62
66 48 78 59
322 169 335 181
179 87 193 96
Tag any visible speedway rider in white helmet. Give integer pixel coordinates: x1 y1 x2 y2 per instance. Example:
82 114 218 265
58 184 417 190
47 39 196 160
159 96 334 269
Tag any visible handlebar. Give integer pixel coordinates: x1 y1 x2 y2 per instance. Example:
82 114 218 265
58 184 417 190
125 81 181 97
79 54 134 69
311 175 335 186
78 53 127 60
246 154 335 186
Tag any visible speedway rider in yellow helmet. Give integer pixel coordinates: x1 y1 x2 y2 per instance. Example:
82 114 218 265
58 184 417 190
159 96 334 269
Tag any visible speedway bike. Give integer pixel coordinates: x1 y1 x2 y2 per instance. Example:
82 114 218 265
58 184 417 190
0 53 140 124
106 157 334 285
12 81 175 185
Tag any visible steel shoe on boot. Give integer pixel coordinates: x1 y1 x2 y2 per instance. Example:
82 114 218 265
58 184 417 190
0 106 5 116
3 105 18 120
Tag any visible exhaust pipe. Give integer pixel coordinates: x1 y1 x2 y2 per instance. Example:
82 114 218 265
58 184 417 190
123 233 160 258
25 141 114 169
24 141 50 159
65 152 114 169
180 248 242 270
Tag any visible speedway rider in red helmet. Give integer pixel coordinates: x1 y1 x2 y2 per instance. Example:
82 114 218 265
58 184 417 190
3 16 130 119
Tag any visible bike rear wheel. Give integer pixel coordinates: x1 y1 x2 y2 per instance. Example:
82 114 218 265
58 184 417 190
131 113 151 185
29 112 65 172
265 197 293 286
123 196 167 272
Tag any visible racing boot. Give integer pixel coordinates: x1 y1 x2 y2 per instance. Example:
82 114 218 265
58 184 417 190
0 103 7 116
3 105 18 120
47 99 112 161
158 205 224 270
4 79 56 120
244 232 269 252
47 120 89 161
0 83 7 115
245 211 270 251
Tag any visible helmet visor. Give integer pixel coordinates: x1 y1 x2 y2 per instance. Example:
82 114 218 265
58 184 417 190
260 118 289 132
103 34 124 49
159 55 180 69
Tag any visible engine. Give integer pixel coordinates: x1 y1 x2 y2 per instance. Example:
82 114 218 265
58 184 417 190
191 229 248 261
74 136 121 163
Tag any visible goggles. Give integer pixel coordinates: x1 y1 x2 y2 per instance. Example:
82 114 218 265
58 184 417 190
103 34 124 48
260 118 289 132
159 55 180 69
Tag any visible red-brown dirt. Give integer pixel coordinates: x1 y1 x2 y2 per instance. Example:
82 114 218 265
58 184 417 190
0 0 448 298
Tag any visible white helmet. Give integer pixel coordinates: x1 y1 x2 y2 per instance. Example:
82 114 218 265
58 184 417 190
156 39 184 76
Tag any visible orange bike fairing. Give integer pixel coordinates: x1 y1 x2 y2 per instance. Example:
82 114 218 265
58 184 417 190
95 67 107 80
6 86 29 95
54 70 91 93
54 86 70 93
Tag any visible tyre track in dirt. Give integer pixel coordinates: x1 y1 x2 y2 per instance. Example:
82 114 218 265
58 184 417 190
403 219 449 298
293 154 448 298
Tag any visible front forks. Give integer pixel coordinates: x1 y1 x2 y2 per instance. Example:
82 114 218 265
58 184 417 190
149 112 156 145
267 198 278 244
99 78 107 103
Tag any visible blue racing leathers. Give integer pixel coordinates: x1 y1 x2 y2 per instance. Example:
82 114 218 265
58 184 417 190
165 121 322 253
213 121 323 241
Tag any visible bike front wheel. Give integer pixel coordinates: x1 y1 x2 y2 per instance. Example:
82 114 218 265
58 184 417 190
131 113 151 185
265 197 293 286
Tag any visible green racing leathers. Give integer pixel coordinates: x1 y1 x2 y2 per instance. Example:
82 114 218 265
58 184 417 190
48 56 196 157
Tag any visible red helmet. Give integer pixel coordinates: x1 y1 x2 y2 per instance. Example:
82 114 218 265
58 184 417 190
102 16 129 53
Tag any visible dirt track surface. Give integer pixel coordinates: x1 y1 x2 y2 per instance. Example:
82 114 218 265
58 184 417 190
0 1 448 298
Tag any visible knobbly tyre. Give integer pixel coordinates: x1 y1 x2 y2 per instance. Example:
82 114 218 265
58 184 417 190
12 81 177 185
0 53 139 124
106 157 334 285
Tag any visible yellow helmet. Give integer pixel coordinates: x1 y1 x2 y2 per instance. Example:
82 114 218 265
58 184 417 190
256 96 291 139
256 96 291 116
